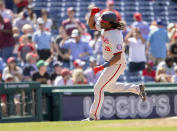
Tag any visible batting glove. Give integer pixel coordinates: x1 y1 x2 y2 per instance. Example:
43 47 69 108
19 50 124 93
93 65 104 74
91 7 100 16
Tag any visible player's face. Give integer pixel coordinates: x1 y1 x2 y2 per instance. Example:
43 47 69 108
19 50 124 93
100 22 111 29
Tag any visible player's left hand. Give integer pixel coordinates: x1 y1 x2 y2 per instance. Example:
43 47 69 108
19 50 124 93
93 65 104 74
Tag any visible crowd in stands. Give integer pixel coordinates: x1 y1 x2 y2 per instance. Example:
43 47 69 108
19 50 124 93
0 0 177 87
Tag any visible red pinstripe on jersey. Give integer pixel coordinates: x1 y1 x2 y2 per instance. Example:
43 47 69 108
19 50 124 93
94 64 122 120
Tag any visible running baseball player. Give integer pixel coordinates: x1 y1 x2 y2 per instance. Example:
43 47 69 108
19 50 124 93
83 8 147 121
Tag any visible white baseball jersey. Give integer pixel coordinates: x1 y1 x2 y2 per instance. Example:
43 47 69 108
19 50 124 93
88 14 141 120
94 14 126 65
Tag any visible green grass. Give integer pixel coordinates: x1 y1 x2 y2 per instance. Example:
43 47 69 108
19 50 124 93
0 119 177 131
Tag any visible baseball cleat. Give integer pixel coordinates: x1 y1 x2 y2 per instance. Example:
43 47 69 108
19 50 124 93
81 117 94 121
139 84 147 102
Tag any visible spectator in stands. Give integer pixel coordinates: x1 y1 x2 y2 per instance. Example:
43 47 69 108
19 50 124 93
168 34 177 63
155 66 173 83
149 21 158 33
1 73 14 115
60 7 84 37
89 31 104 65
132 12 150 41
54 68 72 86
157 57 176 75
33 18 53 60
13 11 32 33
167 23 176 43
0 0 13 22
27 4 37 24
142 61 155 80
172 66 177 83
85 3 96 37
13 0 29 13
80 23 92 43
147 19 168 65
62 29 93 63
23 52 38 81
0 57 6 73
37 9 53 32
55 29 70 67
2 57 23 82
84 57 101 85
21 24 33 35
169 25 177 44
85 3 95 23
124 28 146 72
32 60 51 84
17 34 35 62
122 21 131 40
12 26 20 57
0 14 15 62
101 0 122 21
72 68 88 85
73 59 86 70
50 61 63 84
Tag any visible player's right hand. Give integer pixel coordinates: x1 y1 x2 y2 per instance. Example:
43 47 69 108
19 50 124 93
93 65 104 74
91 7 100 16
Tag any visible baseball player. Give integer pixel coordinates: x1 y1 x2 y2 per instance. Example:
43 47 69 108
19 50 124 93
83 8 147 121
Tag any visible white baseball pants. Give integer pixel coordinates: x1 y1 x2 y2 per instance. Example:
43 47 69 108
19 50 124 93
89 63 140 120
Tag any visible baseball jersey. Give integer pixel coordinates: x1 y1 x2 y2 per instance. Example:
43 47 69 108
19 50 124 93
94 14 126 65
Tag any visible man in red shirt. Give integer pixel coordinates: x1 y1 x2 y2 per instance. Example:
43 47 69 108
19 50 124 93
101 0 122 21
142 61 155 80
0 14 15 61
60 7 84 37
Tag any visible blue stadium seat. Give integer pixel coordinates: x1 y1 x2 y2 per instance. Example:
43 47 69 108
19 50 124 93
126 71 143 83
143 76 155 83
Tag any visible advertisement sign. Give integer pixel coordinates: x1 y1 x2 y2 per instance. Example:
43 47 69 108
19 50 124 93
62 93 177 120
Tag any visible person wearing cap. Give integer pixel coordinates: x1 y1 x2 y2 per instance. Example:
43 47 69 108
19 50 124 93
147 18 168 65
60 7 84 37
142 61 155 81
73 59 86 69
83 8 147 121
2 57 23 82
54 68 73 86
0 0 13 22
14 11 32 32
168 34 177 63
84 57 101 84
23 52 38 81
32 60 51 84
32 18 53 60
0 14 15 62
62 29 93 63
50 61 63 84
132 12 150 41
100 0 122 22
37 9 53 32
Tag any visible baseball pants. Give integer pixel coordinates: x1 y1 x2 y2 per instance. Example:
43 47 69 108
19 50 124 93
89 63 140 120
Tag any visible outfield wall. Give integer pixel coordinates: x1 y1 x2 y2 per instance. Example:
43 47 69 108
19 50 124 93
0 83 177 122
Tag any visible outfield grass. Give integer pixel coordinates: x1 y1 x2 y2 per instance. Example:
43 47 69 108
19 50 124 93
0 119 177 131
